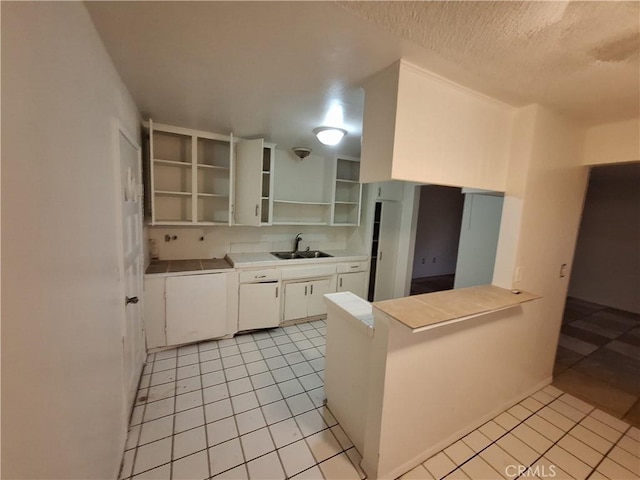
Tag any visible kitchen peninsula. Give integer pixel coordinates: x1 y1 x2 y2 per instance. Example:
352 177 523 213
324 285 540 480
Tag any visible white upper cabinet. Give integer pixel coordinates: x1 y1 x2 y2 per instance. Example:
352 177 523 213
148 120 277 227
148 120 233 226
374 181 404 202
234 138 265 226
361 60 514 191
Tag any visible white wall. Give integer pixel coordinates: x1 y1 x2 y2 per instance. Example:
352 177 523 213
411 185 464 278
583 118 640 166
2 3 141 478
360 62 399 183
493 105 588 381
568 164 640 313
454 193 504 288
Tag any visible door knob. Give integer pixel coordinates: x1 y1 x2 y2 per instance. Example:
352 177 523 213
125 296 139 305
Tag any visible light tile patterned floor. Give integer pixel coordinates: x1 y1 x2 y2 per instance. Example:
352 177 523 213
121 320 639 480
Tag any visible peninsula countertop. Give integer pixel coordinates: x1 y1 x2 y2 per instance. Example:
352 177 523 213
374 284 540 332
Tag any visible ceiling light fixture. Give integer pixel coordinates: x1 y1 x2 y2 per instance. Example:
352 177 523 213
292 147 312 160
313 127 347 146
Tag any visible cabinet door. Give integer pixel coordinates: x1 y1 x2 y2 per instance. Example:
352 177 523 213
375 201 402 301
307 278 333 317
283 282 309 321
235 138 264 226
376 181 404 201
165 273 228 345
337 271 367 299
239 282 280 331
143 276 167 349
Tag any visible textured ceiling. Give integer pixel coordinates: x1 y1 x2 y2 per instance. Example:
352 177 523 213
86 1 639 157
341 1 640 123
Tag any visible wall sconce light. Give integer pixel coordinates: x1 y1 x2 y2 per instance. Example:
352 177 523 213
313 127 347 146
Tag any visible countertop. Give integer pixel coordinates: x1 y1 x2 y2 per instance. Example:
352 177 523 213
145 258 233 275
145 250 369 276
226 250 368 268
374 285 540 332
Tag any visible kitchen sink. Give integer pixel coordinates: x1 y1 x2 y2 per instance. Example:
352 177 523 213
271 250 333 260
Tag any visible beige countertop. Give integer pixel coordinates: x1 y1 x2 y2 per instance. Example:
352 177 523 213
374 284 540 332
145 258 233 275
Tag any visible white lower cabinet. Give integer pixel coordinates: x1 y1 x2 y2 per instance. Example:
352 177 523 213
283 278 333 321
337 271 367 299
143 271 238 349
238 282 280 331
166 273 229 346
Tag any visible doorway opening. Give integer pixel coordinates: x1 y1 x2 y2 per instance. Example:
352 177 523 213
410 185 464 295
553 162 640 426
410 185 505 295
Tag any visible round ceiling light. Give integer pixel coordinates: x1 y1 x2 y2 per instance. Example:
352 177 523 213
313 127 347 146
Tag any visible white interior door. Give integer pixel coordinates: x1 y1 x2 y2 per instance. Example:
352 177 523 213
235 138 263 226
118 128 146 408
375 201 402 301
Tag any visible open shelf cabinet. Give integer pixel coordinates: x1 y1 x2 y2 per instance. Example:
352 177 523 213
331 155 362 226
148 120 233 226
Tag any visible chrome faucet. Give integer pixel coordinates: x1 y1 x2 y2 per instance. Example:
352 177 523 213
294 233 303 253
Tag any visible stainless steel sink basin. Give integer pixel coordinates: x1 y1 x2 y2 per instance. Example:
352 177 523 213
271 251 307 260
302 250 333 258
271 250 333 260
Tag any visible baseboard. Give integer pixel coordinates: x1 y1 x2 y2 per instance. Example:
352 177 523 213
378 376 553 480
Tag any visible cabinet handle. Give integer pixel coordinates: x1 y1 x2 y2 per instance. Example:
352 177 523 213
255 275 266 279
275 286 278 298
378 187 381 197
310 284 314 295
305 286 308 296
340 278 343 288
350 265 358 269
255 204 259 216
379 251 383 261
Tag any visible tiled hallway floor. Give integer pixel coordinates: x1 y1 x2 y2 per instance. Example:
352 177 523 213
121 320 639 480
553 297 640 426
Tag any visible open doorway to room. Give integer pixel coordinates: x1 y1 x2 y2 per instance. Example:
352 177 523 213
553 162 640 427
410 185 464 294
410 185 505 295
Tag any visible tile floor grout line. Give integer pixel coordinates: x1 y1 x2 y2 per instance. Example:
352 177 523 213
168 354 178 480
196 348 214 480
584 424 632 480
436 387 564 480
